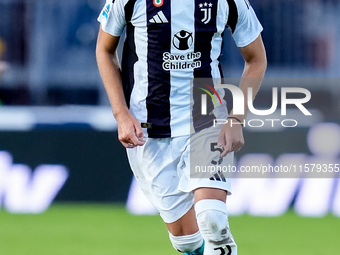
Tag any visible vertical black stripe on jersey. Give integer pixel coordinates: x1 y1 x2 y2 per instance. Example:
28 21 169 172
192 0 219 133
218 31 225 78
226 0 238 33
121 0 138 107
146 2 172 138
223 0 238 114
124 0 137 22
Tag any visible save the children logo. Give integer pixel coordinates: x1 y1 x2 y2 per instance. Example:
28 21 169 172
162 30 201 71
173 30 193 50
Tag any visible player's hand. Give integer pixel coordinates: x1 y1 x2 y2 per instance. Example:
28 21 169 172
217 122 244 158
115 110 145 148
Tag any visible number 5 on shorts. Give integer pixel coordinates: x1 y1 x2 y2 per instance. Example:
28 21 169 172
210 142 223 165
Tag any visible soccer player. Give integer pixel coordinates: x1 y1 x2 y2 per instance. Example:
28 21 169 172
96 0 266 254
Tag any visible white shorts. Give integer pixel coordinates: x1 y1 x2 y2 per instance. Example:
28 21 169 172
126 125 234 223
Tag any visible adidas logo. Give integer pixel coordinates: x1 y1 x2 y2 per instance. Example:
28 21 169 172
149 11 168 23
209 171 227 182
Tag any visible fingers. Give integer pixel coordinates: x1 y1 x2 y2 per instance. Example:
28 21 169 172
118 121 145 148
217 129 225 148
119 134 145 148
134 122 146 146
120 141 137 148
135 126 145 142
218 126 244 158
119 131 145 148
220 140 244 157
220 143 232 158
218 133 233 158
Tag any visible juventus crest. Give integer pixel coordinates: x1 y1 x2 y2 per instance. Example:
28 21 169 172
199 2 213 24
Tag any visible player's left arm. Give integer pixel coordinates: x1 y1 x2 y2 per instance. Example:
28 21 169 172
218 34 267 157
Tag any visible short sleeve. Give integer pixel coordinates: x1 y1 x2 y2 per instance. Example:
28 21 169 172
231 0 263 47
97 0 126 37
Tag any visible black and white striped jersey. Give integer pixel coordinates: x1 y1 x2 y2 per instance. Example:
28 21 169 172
98 0 262 138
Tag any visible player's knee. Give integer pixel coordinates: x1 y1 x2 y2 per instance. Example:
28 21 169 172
195 199 230 243
198 210 228 240
169 231 203 253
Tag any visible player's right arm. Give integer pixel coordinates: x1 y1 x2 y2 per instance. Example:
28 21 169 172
96 27 145 148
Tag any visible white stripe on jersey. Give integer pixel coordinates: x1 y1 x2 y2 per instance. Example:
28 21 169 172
169 0 195 137
129 1 148 127
210 0 229 121
210 0 229 79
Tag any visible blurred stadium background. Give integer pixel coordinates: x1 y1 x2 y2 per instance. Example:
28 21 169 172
0 0 339 254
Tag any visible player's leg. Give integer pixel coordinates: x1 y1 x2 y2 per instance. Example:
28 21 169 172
194 188 237 255
179 125 238 255
166 206 198 236
166 189 236 255
166 206 205 255
164 187 236 255
126 137 204 255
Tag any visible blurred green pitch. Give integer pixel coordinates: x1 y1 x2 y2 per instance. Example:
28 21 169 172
0 204 338 255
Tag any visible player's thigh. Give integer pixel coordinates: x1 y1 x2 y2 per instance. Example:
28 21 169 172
194 187 227 203
127 137 195 224
165 206 199 236
165 186 228 236
179 125 234 195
